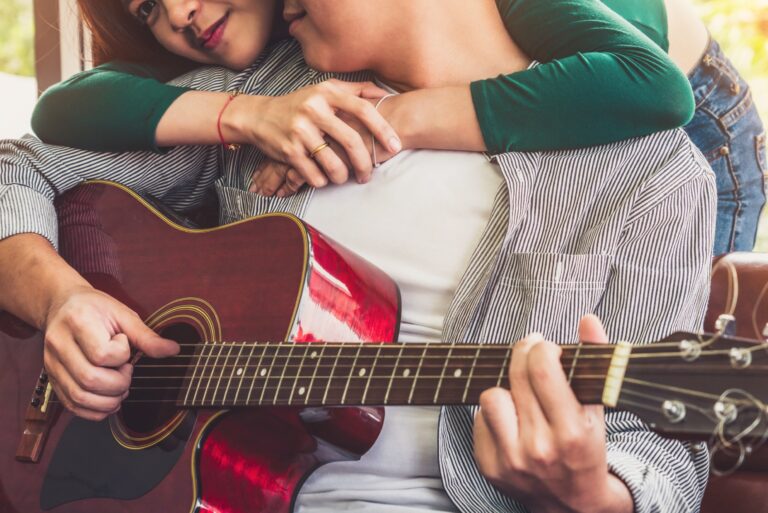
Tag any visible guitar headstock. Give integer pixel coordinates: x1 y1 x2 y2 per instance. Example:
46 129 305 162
617 316 768 474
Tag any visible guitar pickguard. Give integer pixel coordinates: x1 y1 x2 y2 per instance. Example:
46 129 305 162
41 413 194 510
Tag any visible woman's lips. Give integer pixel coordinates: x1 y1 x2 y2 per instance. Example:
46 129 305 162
200 13 229 50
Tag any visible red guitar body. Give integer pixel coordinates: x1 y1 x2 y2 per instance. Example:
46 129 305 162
0 182 401 513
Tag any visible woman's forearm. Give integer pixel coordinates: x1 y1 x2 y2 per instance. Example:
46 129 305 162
381 86 487 153
155 90 241 147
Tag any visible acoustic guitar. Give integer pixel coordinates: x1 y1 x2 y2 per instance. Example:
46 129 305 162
1 181 766 513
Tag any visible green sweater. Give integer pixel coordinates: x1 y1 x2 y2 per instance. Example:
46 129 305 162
31 0 692 154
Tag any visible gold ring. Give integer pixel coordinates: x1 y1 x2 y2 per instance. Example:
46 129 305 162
309 142 330 158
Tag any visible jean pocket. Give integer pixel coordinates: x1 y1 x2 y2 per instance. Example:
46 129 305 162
487 253 612 342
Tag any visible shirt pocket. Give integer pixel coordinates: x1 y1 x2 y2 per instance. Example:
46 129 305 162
487 252 612 343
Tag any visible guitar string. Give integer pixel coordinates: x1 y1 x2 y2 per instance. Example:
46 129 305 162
126 361 764 381
124 374 613 390
47 374 741 409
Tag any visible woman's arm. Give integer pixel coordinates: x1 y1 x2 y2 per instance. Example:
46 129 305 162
385 0 694 154
32 62 399 184
32 60 192 152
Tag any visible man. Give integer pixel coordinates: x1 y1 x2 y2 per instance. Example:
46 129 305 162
0 0 715 511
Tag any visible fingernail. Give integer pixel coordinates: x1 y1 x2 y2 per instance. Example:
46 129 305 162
276 190 285 198
388 136 402 153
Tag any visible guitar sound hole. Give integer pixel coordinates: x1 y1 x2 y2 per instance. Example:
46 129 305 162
119 323 200 437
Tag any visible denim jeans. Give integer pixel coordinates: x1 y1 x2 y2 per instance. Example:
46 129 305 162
684 38 767 255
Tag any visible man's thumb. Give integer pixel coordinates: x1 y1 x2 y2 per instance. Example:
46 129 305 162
122 315 179 358
578 314 609 345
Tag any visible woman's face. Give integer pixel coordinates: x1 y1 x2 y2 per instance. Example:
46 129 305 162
125 0 277 69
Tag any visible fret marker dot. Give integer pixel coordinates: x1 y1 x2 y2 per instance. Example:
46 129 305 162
259 369 267 377
298 387 306 396
454 369 462 378
359 368 366 377
311 351 318 359
403 369 411 377
236 368 243 376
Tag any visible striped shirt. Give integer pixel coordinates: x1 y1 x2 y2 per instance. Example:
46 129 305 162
0 40 716 512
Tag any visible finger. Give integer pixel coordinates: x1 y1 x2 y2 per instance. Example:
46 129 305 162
578 315 609 423
478 388 520 457
288 148 328 189
334 80 389 99
309 135 351 184
527 340 582 430
119 311 179 359
46 351 125 413
254 161 289 196
47 330 132 396
330 89 401 154
276 169 308 198
509 333 550 434
72 317 131 368
578 314 609 345
473 404 500 478
317 115 374 183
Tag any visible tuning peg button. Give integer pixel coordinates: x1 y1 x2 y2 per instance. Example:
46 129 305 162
662 400 686 423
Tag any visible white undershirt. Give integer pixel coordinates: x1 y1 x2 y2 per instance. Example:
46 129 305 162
295 148 503 512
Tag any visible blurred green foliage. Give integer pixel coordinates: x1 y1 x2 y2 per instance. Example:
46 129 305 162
697 0 768 119
0 0 34 76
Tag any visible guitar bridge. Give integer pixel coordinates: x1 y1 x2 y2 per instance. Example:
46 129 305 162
16 369 61 463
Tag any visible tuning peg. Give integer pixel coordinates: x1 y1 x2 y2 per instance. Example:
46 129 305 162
715 314 736 336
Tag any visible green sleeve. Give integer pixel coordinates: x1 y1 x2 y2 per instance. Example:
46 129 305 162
31 60 191 152
472 0 694 153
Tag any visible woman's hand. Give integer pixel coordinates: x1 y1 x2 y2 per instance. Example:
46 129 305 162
223 79 402 189
248 99 401 197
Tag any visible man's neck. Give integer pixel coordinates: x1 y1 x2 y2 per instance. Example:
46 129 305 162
372 0 531 91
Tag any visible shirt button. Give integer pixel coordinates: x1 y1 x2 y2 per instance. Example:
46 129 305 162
702 54 714 67
730 83 741 95
719 146 730 157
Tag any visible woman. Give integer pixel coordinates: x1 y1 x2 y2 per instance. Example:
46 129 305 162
31 0 765 254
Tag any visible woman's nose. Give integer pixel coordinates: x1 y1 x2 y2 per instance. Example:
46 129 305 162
164 0 201 31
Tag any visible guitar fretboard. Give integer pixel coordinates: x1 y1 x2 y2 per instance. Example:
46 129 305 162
131 342 614 408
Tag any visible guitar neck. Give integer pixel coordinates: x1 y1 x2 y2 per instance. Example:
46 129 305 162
154 342 617 409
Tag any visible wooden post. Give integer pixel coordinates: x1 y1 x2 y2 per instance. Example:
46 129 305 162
32 0 83 95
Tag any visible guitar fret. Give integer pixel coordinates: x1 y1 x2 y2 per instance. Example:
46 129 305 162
185 342 209 405
200 343 226 406
234 343 257 405
304 344 327 405
496 346 512 387
321 345 344 405
223 343 245 406
190 342 215 405
340 344 363 405
567 343 582 384
288 344 310 405
361 344 383 404
433 344 454 404
384 344 406 404
246 344 269 406
258 344 282 405
462 344 482 404
272 343 297 405
212 343 235 406
407 345 429 404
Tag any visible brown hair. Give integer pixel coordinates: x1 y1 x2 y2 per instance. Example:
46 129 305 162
77 0 195 71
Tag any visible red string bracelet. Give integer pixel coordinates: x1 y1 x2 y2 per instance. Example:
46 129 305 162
217 90 242 151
